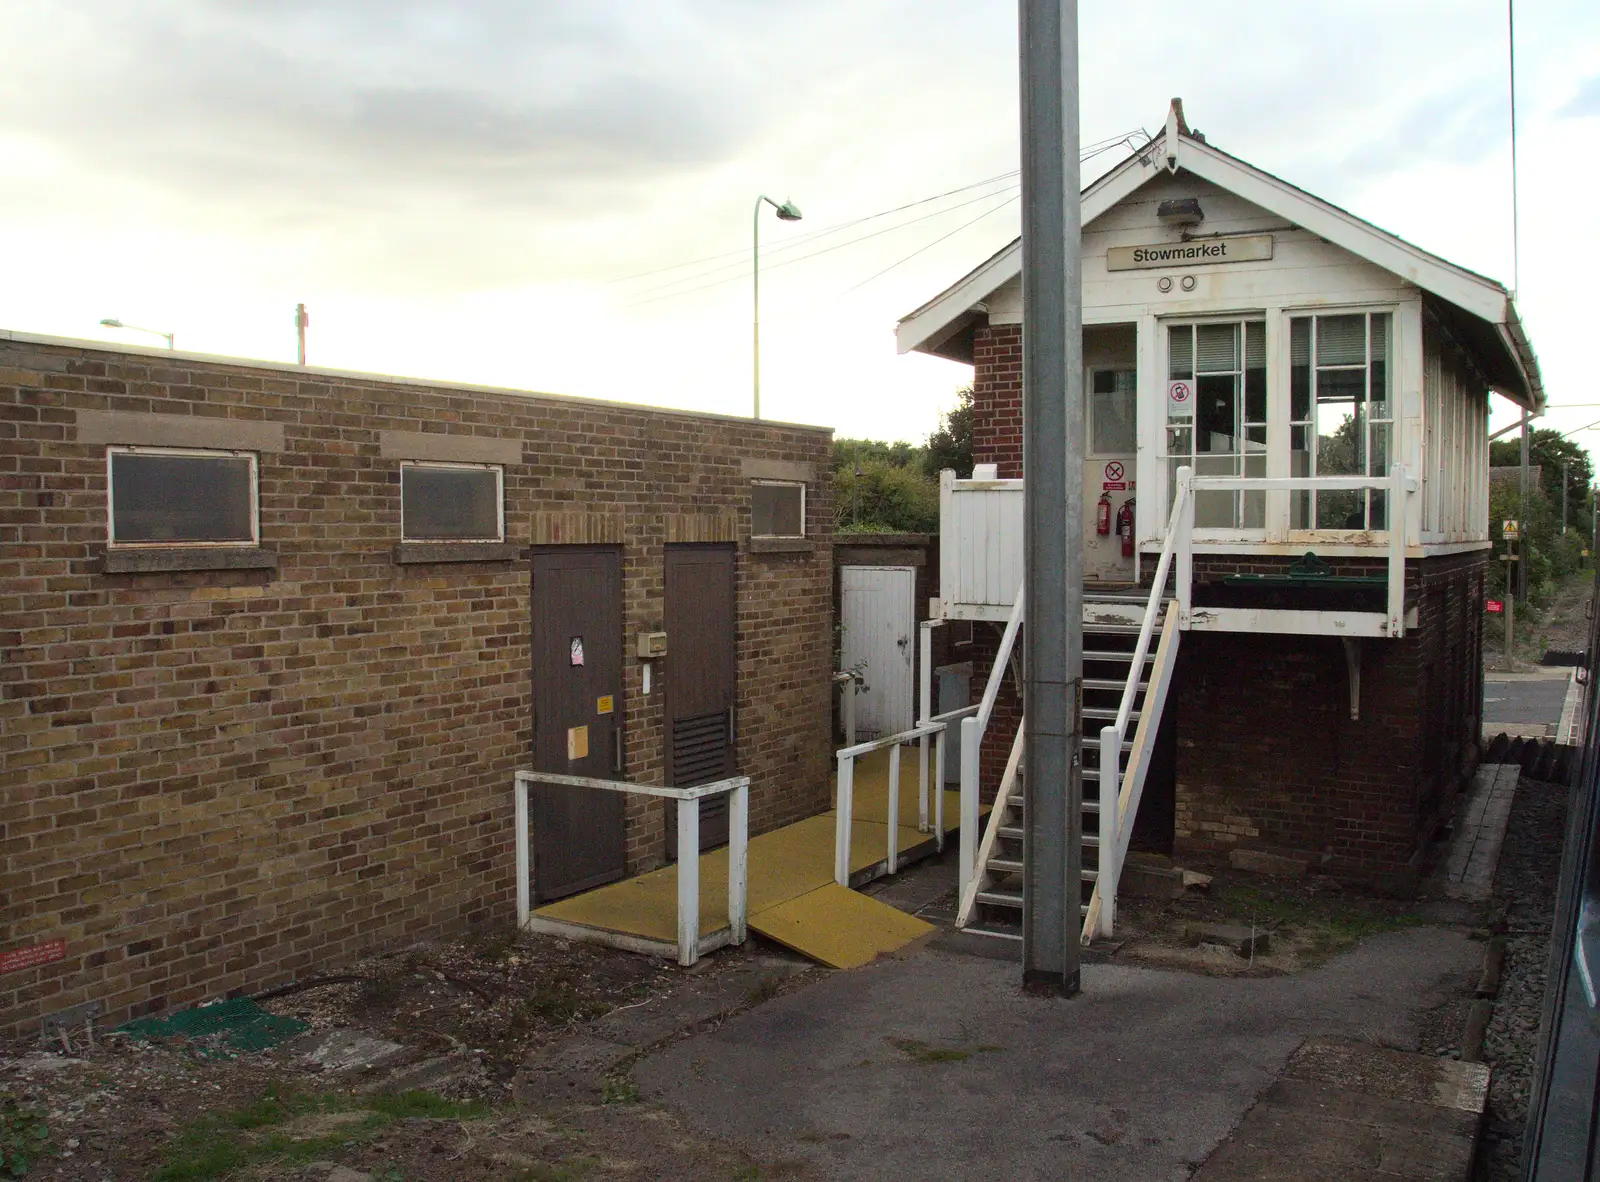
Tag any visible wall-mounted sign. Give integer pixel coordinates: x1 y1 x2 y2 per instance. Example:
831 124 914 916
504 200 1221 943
1167 379 1193 411
1107 234 1274 272
596 695 614 715
0 939 66 975
567 725 589 761
570 637 585 666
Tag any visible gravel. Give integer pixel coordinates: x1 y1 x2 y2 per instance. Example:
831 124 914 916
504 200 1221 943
1472 775 1571 1181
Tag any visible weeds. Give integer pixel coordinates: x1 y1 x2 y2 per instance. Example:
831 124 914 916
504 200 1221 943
600 1077 639 1105
884 1037 1000 1064
0 1095 51 1178
150 1086 487 1181
745 976 783 1006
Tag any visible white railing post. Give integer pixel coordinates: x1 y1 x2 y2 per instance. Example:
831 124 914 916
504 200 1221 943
1388 464 1407 638
933 727 947 851
514 773 530 928
676 798 699 967
887 742 902 874
959 715 980 906
1098 724 1120 939
834 752 854 886
918 621 934 832
727 782 748 945
844 679 857 749
1176 465 1194 628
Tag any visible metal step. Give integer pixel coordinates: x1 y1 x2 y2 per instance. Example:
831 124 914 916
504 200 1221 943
989 857 1023 875
1084 705 1142 723
977 888 1022 909
1083 649 1154 664
1082 677 1149 693
961 925 1022 942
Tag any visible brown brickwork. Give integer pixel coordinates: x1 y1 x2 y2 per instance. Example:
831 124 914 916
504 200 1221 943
0 338 833 1037
1170 551 1487 886
971 323 1023 478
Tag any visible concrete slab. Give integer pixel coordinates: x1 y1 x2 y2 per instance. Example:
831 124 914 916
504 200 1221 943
1441 764 1519 902
1193 1039 1489 1181
635 926 1478 1180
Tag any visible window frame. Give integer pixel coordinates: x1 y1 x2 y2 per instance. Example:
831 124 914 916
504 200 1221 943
398 460 506 544
1088 366 1138 458
106 445 260 549
750 479 807 539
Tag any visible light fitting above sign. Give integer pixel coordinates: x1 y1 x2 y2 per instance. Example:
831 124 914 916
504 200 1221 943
1107 234 1274 272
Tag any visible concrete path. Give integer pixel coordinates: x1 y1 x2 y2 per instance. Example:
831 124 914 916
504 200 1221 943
1441 763 1521 902
1483 668 1573 740
636 927 1478 1180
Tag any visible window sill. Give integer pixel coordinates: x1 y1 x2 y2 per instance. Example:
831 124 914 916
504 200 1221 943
749 537 813 555
103 547 278 574
393 542 523 565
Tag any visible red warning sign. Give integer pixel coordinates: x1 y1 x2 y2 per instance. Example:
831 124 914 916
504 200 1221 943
1103 461 1125 482
1485 599 1503 614
0 939 66 975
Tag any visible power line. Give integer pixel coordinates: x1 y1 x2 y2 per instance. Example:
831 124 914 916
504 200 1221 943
612 128 1150 289
840 193 1020 296
611 169 1021 284
622 181 1020 304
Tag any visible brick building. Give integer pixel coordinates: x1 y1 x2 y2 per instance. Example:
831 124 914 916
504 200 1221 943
0 331 833 1036
898 101 1544 913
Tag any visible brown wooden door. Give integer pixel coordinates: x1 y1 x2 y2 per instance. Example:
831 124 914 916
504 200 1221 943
530 547 625 902
664 544 737 855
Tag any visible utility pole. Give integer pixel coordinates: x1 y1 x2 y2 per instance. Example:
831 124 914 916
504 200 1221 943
1561 459 1569 534
1018 0 1082 996
1519 416 1529 600
295 303 309 366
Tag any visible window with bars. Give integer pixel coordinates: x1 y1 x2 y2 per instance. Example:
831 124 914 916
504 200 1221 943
108 447 258 546
1290 312 1392 530
400 462 504 542
1166 319 1267 530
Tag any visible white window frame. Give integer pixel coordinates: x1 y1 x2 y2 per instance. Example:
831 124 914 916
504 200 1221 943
1087 366 1138 459
399 460 505 544
751 479 806 539
106 445 260 548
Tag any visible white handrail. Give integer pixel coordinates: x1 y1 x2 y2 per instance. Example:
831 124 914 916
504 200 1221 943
514 769 750 967
955 721 1024 926
833 715 966 887
976 585 1025 733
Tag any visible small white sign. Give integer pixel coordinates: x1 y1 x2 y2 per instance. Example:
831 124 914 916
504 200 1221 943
1167 379 1193 410
1107 234 1274 271
570 636 585 666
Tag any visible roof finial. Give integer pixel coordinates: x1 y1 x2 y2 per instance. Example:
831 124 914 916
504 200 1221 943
1164 98 1189 173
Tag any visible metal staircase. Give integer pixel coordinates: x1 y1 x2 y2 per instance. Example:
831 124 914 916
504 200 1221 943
957 596 1168 941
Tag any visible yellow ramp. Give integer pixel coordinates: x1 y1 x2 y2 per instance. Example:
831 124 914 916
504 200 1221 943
751 882 935 969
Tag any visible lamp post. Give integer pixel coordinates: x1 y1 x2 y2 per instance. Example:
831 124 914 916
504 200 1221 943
99 318 173 350
753 195 802 420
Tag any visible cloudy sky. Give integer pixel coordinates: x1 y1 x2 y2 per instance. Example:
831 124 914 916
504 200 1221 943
1 1 1596 451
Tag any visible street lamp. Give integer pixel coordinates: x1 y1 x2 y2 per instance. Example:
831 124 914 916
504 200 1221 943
752 195 802 420
99 318 174 350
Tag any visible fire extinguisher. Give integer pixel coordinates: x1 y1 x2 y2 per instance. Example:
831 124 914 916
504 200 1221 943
1117 498 1136 558
1096 491 1112 536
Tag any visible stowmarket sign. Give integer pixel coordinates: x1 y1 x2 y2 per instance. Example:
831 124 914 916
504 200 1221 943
1106 234 1273 271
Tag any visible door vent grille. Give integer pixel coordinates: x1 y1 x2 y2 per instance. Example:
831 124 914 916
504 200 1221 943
672 711 729 784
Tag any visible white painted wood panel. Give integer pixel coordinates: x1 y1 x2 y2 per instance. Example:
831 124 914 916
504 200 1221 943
840 566 916 740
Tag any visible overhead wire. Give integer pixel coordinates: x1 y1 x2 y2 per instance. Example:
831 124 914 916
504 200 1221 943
621 129 1152 310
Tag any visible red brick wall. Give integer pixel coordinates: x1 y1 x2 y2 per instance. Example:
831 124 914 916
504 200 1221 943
1171 551 1487 886
971 324 1023 477
0 339 833 1036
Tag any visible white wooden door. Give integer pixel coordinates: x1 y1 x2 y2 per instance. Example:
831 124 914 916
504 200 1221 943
840 566 915 740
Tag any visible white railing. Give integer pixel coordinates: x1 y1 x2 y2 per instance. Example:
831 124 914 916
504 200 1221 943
955 719 1024 927
957 582 1025 907
514 770 749 967
832 706 974 887
832 668 865 748
1179 465 1418 639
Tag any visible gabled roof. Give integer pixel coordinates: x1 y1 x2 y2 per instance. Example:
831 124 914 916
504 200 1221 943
897 100 1543 411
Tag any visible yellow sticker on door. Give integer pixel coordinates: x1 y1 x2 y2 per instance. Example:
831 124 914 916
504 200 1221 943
596 695 614 715
567 725 589 761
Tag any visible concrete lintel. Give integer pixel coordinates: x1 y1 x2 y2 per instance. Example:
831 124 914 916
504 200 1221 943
378 430 522 466
741 457 816 483
77 410 285 453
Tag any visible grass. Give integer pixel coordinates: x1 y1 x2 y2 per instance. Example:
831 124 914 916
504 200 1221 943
884 1037 1001 1064
1216 884 1423 958
745 976 784 1006
150 1086 488 1182
1 1094 52 1178
600 1077 639 1105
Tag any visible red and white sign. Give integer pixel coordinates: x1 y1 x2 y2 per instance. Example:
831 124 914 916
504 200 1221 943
1167 379 1192 406
0 939 66 975
1103 461 1125 482
1485 599 1504 614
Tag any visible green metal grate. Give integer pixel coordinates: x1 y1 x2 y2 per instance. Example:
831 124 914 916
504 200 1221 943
117 996 308 1055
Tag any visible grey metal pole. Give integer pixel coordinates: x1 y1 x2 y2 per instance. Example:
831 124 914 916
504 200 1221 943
752 199 762 420
1519 415 1529 599
1018 0 1082 996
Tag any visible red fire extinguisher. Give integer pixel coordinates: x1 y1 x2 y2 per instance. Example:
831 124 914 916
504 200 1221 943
1096 491 1112 536
1117 498 1136 558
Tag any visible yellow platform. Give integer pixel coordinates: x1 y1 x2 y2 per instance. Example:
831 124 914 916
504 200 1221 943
532 746 966 967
